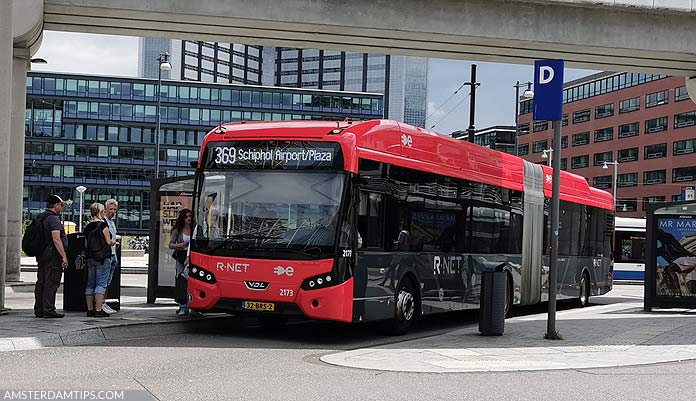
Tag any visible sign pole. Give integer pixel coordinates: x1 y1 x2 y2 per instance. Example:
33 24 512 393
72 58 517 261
533 59 564 340
547 119 562 338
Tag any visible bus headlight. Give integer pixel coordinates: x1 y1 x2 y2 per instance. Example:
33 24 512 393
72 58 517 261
301 273 335 291
188 264 217 285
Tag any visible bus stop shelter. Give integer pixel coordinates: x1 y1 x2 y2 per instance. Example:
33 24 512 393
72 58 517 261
644 200 696 310
147 176 195 303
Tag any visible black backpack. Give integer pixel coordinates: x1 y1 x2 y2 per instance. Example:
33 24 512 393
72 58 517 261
22 212 51 257
85 222 112 261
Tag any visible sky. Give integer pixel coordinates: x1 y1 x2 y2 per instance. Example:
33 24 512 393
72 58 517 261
33 31 598 136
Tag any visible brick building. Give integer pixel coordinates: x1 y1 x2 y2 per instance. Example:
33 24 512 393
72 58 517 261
517 72 695 217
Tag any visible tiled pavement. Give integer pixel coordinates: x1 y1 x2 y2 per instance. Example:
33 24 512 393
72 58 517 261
321 301 696 372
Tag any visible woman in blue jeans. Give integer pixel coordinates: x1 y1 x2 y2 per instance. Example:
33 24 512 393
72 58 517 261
84 203 116 318
169 208 192 315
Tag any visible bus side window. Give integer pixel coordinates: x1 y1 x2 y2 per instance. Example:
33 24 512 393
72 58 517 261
358 191 383 249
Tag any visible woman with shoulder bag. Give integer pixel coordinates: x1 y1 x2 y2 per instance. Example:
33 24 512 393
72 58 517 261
169 208 192 315
84 203 116 318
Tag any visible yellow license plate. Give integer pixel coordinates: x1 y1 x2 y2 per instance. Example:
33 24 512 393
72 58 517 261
243 301 275 311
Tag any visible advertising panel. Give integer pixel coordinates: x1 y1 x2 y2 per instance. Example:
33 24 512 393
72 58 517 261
655 216 696 299
157 191 193 287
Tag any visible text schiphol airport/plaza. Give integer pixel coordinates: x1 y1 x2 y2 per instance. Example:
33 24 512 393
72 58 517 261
214 146 333 165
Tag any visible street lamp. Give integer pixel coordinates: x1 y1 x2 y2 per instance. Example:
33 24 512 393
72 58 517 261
513 81 534 156
76 185 87 232
155 52 172 180
541 148 553 167
603 160 619 211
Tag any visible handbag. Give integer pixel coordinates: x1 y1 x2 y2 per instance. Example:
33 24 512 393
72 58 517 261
172 249 188 265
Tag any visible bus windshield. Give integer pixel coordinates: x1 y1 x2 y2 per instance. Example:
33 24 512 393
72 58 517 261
193 170 346 260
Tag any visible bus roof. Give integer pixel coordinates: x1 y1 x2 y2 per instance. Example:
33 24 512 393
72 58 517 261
201 119 614 211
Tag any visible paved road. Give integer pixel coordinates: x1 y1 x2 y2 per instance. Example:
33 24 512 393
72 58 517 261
2 284 695 401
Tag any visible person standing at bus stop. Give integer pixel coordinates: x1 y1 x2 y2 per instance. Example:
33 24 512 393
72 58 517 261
33 195 69 318
102 199 120 314
169 209 193 316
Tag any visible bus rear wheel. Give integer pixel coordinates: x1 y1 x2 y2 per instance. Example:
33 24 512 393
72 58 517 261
387 277 418 335
575 273 590 308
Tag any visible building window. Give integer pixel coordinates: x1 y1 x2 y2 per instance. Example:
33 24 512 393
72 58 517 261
619 97 640 114
533 120 548 132
518 144 529 156
644 143 667 160
673 166 696 183
560 136 568 148
572 132 590 146
619 198 638 212
517 123 529 136
674 111 696 129
572 109 590 124
592 175 612 189
520 100 532 115
646 90 669 108
595 103 614 119
618 147 639 163
643 169 666 185
593 151 612 166
642 196 666 211
560 158 567 170
645 116 668 134
571 155 589 169
675 86 690 102
532 140 548 154
618 172 638 187
594 127 613 143
618 122 639 138
674 138 695 156
561 114 568 127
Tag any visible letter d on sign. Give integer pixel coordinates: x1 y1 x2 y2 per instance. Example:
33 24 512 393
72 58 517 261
533 59 564 121
539 66 554 84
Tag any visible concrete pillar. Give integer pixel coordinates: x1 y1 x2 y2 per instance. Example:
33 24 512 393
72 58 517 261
6 50 29 283
0 0 14 310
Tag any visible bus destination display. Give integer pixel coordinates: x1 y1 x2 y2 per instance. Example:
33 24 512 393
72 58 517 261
205 141 342 170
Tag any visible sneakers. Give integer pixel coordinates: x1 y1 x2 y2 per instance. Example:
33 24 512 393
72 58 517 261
93 310 110 318
86 309 95 317
101 303 116 314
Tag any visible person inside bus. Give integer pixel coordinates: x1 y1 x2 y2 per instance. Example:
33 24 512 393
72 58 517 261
380 220 410 287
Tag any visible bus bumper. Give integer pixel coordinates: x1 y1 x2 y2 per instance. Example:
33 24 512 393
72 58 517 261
187 277 354 323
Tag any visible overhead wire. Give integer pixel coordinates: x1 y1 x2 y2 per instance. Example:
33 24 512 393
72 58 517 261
429 91 471 130
425 81 468 122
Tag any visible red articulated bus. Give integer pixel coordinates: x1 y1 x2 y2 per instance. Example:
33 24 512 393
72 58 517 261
187 119 614 334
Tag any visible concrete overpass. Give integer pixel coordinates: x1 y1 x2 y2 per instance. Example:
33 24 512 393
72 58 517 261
1 0 696 308
42 0 696 76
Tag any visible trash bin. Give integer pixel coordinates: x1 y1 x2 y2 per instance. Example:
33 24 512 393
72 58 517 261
63 233 88 311
479 264 507 336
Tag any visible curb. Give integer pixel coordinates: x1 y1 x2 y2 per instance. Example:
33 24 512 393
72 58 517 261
0 315 235 352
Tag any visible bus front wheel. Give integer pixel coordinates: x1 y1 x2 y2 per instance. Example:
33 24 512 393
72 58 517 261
387 277 418 335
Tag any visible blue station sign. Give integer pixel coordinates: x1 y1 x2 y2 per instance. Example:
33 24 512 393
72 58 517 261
533 59 565 121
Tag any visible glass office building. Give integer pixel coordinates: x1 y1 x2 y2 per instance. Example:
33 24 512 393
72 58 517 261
139 39 428 127
24 71 383 234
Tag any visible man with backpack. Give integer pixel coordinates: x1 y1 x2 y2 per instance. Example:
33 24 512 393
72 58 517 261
30 195 69 318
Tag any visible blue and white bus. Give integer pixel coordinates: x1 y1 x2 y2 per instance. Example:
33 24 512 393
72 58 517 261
613 217 646 281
